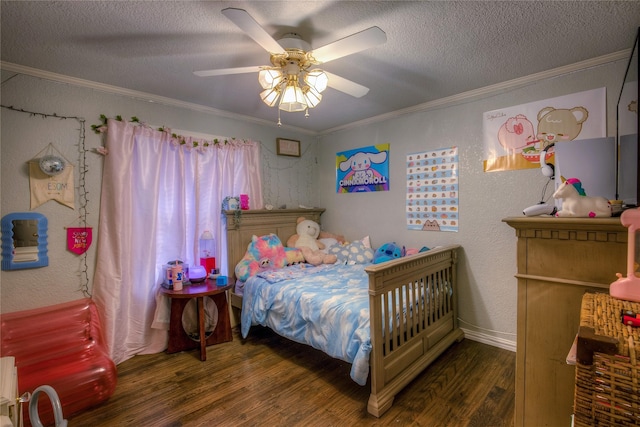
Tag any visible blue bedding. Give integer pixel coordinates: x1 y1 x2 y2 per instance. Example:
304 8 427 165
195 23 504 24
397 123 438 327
240 264 373 385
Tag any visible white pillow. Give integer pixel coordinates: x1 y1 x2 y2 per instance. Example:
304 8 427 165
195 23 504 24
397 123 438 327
319 237 339 253
329 240 374 265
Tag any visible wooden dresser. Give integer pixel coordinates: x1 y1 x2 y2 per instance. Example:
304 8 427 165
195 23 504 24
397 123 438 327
503 217 627 427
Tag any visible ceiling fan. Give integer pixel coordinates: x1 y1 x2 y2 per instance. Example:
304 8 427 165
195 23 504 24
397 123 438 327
194 8 386 120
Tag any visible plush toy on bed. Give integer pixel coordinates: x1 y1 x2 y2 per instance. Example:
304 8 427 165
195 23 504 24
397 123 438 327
284 247 306 265
286 217 341 266
235 234 287 282
373 242 406 264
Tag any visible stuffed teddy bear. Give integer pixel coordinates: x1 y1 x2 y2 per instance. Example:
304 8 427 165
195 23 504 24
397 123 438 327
235 234 287 282
286 217 339 266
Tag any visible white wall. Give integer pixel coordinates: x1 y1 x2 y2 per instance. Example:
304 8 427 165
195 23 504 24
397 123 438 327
0 71 317 314
317 60 628 350
1 58 628 352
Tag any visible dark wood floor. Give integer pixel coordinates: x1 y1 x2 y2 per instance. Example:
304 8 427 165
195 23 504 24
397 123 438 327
69 327 515 426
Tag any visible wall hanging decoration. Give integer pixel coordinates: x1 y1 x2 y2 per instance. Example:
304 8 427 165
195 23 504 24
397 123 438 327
276 138 301 157
482 87 606 172
66 226 92 255
336 144 389 193
1 212 48 270
39 153 66 176
29 143 75 210
406 147 459 232
1 104 91 296
261 135 315 210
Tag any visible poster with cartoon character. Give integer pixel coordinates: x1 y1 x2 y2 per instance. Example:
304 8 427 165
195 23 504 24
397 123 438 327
336 144 390 193
406 147 459 232
483 87 606 172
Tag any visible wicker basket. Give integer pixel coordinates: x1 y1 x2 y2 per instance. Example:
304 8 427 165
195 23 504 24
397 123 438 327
574 293 640 427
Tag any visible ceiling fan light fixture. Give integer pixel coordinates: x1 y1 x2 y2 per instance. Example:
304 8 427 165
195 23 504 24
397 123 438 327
279 76 307 112
304 69 329 93
260 87 281 107
302 86 322 108
195 8 386 124
258 68 283 90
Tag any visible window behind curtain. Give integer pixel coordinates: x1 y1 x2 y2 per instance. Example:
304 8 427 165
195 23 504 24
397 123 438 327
92 119 262 364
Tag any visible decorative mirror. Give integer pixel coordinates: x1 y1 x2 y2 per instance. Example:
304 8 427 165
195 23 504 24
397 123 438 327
1 212 48 270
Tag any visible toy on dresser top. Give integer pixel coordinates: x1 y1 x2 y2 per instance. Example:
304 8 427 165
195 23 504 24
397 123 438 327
552 177 611 218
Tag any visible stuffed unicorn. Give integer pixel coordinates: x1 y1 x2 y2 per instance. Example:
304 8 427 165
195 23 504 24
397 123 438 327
234 234 287 282
552 177 611 218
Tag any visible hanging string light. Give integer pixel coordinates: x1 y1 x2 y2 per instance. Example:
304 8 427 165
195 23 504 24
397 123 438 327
1 104 91 297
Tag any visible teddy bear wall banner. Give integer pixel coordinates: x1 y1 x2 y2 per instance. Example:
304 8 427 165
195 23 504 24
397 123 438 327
482 87 606 172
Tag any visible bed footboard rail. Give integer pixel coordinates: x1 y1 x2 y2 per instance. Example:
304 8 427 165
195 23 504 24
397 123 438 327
365 245 464 417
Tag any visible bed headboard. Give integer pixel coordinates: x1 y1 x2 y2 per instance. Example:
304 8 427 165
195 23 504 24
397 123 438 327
224 208 325 282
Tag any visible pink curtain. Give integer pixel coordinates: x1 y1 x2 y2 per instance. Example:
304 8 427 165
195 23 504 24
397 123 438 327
92 119 263 364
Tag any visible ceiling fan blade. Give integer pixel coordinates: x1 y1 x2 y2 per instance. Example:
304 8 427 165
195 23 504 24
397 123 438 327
324 71 369 98
194 66 262 77
221 8 286 54
311 27 386 64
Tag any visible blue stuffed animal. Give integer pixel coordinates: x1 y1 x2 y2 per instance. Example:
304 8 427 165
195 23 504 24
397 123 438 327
373 242 406 264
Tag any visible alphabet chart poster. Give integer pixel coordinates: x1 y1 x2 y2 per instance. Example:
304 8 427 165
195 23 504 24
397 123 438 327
336 144 390 193
406 147 458 232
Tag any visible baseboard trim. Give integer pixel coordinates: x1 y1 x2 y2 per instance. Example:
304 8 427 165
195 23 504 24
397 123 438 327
461 327 516 353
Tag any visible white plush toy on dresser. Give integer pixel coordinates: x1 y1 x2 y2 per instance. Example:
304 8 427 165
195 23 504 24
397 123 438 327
553 177 611 218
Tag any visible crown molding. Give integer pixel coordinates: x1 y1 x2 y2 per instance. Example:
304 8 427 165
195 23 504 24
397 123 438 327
320 49 631 135
2 49 630 137
0 61 317 136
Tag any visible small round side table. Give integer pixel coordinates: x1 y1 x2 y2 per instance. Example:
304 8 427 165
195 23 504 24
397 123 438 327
161 279 233 361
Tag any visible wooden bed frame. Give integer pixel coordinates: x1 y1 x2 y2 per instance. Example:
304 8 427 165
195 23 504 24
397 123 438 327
224 208 464 417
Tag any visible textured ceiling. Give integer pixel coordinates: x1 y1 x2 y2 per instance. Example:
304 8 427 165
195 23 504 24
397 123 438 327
1 1 639 133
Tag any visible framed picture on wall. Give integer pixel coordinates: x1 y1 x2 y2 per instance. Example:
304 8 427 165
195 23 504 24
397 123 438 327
276 138 301 157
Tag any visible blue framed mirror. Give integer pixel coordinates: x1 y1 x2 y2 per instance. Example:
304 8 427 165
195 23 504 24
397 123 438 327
1 212 48 270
